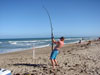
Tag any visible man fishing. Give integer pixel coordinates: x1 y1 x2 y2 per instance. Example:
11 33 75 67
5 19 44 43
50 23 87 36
50 37 64 69
41 1 65 69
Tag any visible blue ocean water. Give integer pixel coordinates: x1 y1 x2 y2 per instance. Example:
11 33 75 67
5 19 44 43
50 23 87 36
0 37 97 54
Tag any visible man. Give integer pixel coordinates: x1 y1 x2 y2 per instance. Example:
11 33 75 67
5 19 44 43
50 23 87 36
50 37 64 69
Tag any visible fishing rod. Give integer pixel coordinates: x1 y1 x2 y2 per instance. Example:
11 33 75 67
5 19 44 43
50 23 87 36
42 6 54 51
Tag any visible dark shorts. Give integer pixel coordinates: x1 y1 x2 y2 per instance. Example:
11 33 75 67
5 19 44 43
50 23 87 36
50 49 59 59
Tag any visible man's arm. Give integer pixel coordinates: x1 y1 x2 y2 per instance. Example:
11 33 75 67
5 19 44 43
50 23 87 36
53 39 59 44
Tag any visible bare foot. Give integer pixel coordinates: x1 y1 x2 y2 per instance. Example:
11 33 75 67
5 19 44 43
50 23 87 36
52 66 56 70
55 64 59 66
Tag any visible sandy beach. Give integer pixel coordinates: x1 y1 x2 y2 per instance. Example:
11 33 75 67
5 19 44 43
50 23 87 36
0 40 100 75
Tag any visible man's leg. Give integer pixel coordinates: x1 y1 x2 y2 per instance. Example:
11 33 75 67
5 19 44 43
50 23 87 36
54 59 58 66
51 59 55 69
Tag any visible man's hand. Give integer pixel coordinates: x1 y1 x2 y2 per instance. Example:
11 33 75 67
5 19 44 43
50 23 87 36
52 36 54 39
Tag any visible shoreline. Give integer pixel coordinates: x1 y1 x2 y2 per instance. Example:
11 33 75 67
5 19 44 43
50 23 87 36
0 39 84 55
0 37 89 54
0 36 97 55
0 39 91 55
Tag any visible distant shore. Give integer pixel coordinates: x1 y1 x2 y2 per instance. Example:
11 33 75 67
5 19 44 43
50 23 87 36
0 40 100 75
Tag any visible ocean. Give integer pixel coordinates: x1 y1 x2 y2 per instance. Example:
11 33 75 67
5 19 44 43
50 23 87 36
0 37 97 54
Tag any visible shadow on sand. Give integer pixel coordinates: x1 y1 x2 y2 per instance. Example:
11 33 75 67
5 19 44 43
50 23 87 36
12 63 58 75
13 63 47 68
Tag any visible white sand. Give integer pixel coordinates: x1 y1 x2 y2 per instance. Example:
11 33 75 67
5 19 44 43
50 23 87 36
0 40 100 75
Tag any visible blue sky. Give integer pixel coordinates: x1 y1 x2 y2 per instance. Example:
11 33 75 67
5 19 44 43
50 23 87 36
0 0 100 38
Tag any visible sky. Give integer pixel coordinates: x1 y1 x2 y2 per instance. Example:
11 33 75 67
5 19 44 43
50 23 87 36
0 0 100 38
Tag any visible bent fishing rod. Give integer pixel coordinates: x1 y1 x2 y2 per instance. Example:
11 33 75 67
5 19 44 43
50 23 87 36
42 6 54 51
